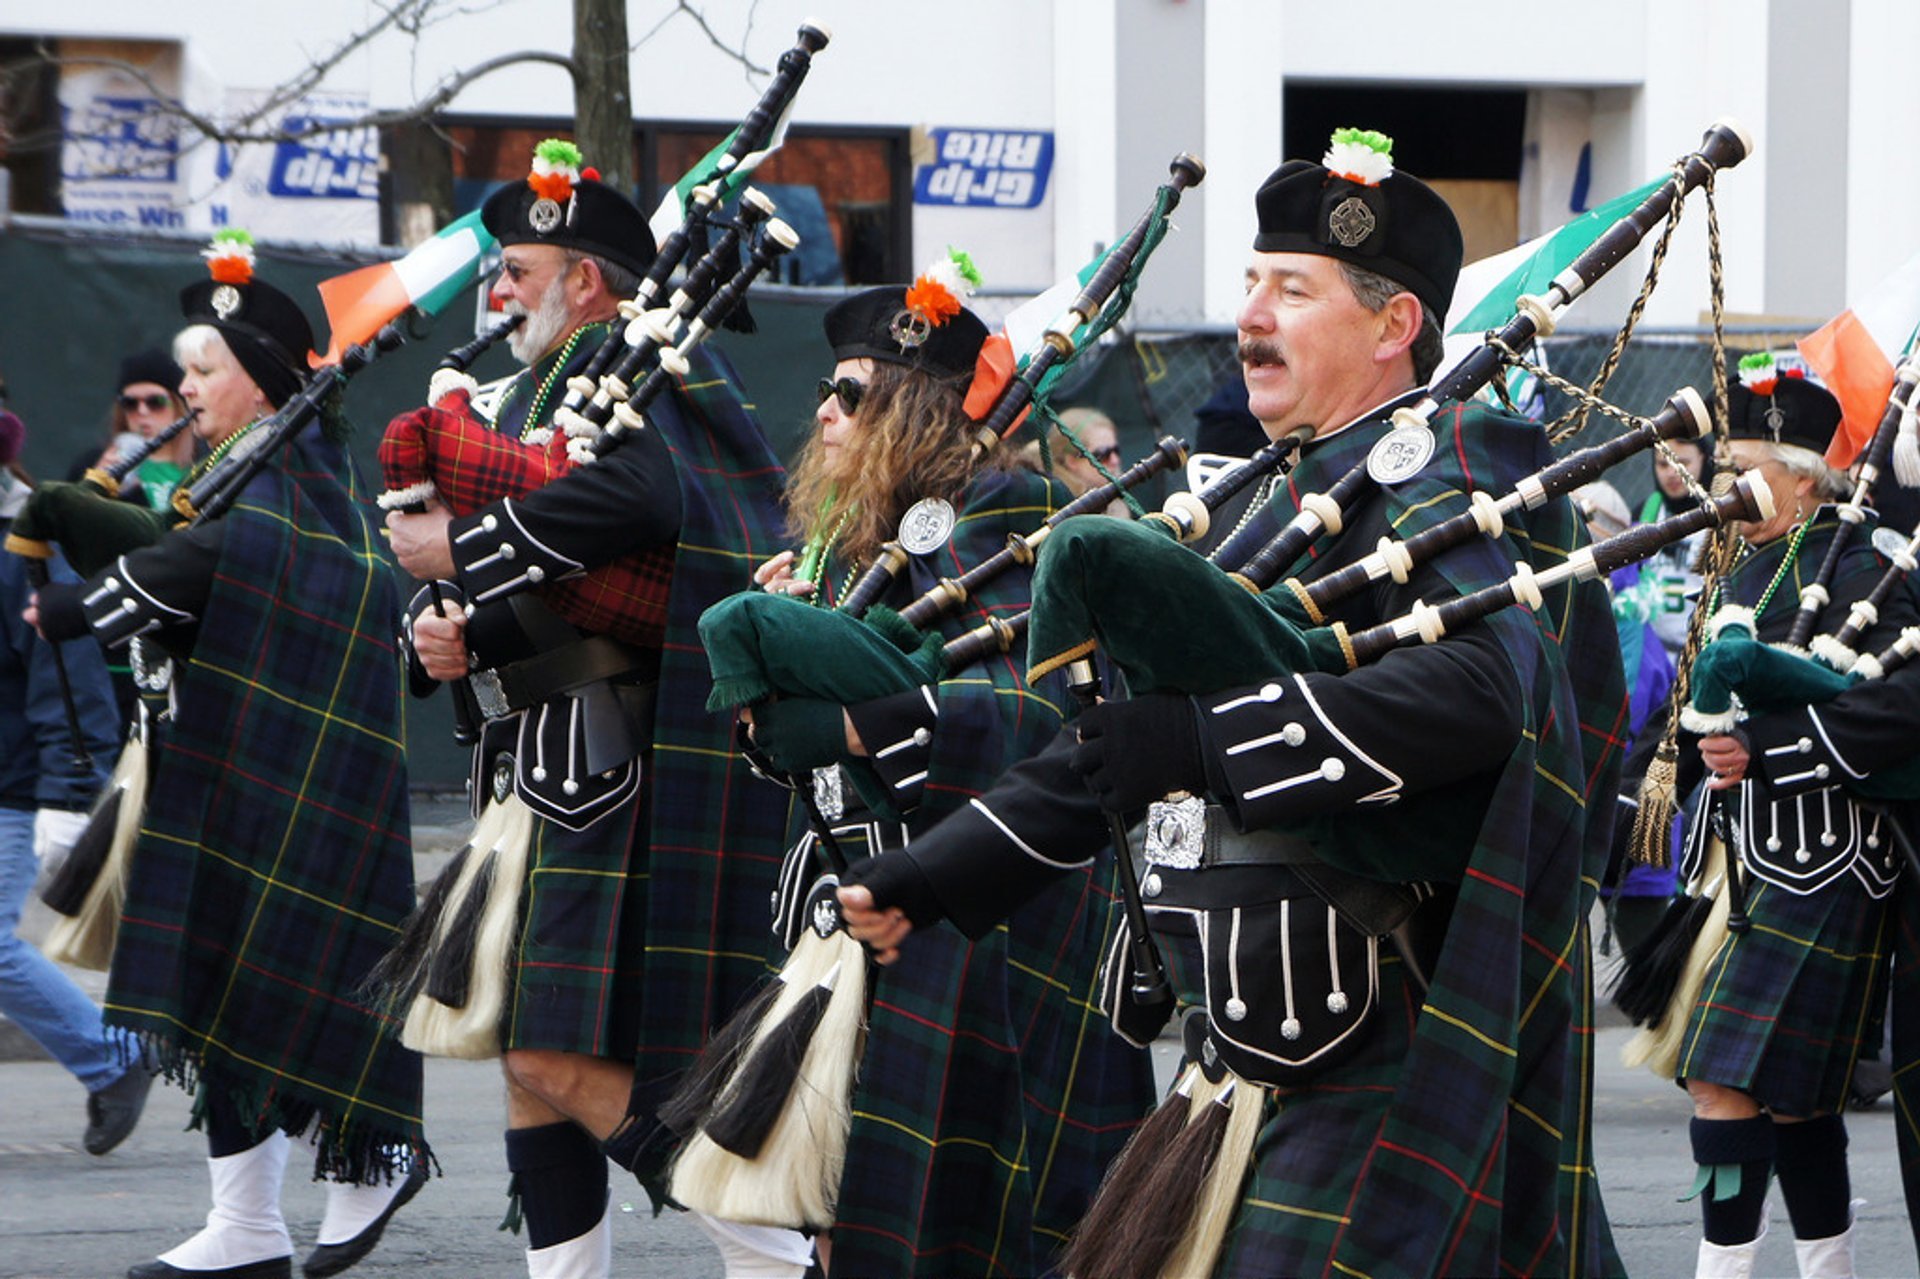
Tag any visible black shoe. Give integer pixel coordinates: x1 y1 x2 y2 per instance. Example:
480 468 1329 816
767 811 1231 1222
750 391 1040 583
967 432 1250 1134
85 1064 155 1155
126 1259 292 1279
1850 1059 1893 1108
300 1159 428 1278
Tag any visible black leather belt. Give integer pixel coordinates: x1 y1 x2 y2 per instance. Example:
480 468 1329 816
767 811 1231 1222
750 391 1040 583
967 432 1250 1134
1136 799 1424 938
1137 797 1322 871
469 636 655 719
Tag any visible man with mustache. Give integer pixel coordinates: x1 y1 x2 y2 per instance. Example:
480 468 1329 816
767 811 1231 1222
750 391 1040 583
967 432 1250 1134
837 129 1628 1277
384 141 798 1278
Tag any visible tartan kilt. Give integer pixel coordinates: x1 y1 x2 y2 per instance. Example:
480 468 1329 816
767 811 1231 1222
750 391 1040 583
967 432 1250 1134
1678 873 1893 1115
823 823 1155 1278
501 788 650 1057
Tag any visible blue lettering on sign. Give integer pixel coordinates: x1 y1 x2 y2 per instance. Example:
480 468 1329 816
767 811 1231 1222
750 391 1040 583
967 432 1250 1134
914 129 1053 209
60 96 178 184
267 116 379 200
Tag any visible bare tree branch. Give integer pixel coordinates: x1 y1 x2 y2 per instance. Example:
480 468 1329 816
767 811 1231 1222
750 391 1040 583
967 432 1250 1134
662 1 771 78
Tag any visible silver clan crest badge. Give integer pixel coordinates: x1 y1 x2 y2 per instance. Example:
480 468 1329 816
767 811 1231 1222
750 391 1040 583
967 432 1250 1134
210 284 242 321
529 197 562 234
898 497 957 555
1367 423 1434 485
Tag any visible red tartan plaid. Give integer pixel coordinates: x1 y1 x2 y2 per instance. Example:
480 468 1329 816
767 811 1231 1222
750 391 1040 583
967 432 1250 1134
380 400 671 646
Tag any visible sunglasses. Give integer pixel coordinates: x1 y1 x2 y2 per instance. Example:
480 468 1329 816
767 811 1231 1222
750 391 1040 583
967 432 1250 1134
816 376 866 416
120 393 174 413
1093 445 1122 463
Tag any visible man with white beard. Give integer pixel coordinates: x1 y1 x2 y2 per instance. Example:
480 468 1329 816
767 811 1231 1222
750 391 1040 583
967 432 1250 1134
384 141 802 1278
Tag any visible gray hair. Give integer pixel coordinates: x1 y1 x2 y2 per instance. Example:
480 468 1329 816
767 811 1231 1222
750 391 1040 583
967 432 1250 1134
172 324 232 369
1753 439 1851 501
1338 262 1443 383
572 250 641 302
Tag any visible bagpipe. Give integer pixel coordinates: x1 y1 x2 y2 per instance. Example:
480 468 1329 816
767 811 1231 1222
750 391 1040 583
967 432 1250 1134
661 157 1211 1231
547 21 829 436
698 152 1215 712
377 206 799 648
833 155 1209 620
375 20 823 505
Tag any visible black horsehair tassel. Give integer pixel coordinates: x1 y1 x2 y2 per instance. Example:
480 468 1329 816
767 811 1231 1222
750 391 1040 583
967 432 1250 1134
1611 891 1715 1025
361 842 471 1012
654 977 786 1139
1063 1070 1211 1279
425 847 497 1008
702 964 841 1159
39 790 122 917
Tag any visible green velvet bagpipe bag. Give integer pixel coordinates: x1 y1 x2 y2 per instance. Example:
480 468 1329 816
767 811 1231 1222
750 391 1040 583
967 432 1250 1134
9 481 172 578
698 592 945 711
1024 515 1350 692
1685 618 1920 800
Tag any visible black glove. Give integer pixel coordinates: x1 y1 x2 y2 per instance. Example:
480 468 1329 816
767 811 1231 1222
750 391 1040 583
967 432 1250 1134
839 850 946 929
1068 693 1206 814
749 697 848 775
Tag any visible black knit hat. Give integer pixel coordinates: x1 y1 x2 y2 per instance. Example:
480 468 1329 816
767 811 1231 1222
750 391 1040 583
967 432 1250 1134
481 139 657 279
1726 355 1840 457
117 347 183 395
179 231 315 410
1252 128 1464 320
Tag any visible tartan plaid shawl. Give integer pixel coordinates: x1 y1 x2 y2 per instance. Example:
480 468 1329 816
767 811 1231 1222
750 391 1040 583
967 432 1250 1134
806 471 1159 1277
105 425 425 1181
620 345 798 1110
1213 404 1628 1278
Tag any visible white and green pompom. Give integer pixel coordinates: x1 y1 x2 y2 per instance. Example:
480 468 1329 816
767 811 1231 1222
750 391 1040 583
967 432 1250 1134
203 228 256 267
532 138 584 179
1322 128 1394 187
203 228 257 283
923 246 983 300
1736 351 1777 390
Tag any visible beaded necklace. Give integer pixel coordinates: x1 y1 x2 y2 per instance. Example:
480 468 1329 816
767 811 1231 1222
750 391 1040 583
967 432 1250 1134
1710 513 1815 623
501 322 603 440
795 503 854 593
185 416 267 483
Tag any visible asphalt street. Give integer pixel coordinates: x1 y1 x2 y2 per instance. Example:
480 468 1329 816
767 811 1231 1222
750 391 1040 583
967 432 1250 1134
2 803 1912 1277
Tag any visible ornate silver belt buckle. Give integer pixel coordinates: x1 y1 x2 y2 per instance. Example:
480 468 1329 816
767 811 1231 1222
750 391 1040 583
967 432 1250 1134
812 764 845 821
469 668 511 720
1144 793 1206 870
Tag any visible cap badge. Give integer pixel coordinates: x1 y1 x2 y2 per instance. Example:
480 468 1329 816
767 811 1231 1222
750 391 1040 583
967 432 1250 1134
210 285 243 321
1328 196 1377 248
889 307 932 350
529 197 562 235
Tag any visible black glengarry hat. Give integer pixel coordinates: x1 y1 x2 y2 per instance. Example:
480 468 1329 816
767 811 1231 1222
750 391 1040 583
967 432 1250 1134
1252 128 1464 320
481 139 657 279
179 230 315 409
823 248 989 382
1726 353 1840 457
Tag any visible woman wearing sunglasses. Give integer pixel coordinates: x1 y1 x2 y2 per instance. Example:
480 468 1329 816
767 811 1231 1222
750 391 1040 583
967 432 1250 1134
67 349 197 511
737 254 1156 1276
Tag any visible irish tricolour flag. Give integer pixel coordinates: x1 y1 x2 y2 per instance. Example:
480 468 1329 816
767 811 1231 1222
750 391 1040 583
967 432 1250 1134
1797 248 1920 470
312 210 497 365
1439 175 1669 399
648 105 797 243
